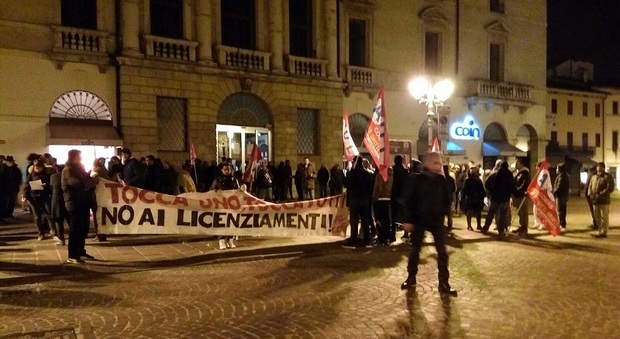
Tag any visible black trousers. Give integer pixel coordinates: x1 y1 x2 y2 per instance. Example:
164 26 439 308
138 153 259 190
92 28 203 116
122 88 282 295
556 196 568 227
349 201 371 244
28 200 51 235
67 208 90 259
373 200 392 243
407 224 449 285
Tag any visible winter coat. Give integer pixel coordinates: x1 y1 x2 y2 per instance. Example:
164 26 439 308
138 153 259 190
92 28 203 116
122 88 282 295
553 169 570 198
143 164 163 192
210 174 239 191
317 166 330 186
161 168 179 195
462 176 486 211
256 168 273 189
3 164 22 193
329 167 344 195
123 158 143 188
445 173 456 202
484 167 514 203
399 171 451 227
62 162 95 212
588 172 615 205
24 171 52 203
345 163 373 207
304 163 316 190
390 164 409 202
514 167 531 198
178 170 197 193
50 172 66 220
373 167 393 200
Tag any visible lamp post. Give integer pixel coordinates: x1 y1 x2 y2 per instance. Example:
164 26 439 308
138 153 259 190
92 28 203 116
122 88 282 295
408 77 455 152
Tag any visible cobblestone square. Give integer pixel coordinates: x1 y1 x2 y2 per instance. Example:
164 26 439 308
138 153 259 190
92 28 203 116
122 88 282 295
1 197 618 338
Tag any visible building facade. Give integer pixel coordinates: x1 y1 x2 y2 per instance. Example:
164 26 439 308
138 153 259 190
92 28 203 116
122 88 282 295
0 0 547 172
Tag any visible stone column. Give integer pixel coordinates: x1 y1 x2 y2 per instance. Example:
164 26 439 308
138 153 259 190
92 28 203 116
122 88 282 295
121 0 141 57
196 0 215 65
324 0 338 79
268 0 285 73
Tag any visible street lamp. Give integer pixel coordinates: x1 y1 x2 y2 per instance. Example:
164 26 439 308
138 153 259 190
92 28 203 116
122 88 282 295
408 77 455 151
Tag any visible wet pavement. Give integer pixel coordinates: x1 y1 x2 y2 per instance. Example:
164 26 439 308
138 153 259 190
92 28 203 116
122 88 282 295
1 196 618 338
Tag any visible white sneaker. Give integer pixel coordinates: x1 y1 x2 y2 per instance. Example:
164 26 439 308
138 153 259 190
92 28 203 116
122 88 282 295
227 238 236 249
218 239 227 250
537 225 545 230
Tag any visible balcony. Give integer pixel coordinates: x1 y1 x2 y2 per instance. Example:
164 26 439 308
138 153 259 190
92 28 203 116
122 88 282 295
285 55 328 78
466 79 534 112
49 25 110 72
215 45 271 71
143 35 198 62
345 65 375 85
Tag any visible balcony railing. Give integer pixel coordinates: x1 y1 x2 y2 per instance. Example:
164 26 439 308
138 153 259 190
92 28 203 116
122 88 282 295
52 26 108 53
143 35 198 62
286 55 328 77
345 65 375 85
215 45 271 71
469 79 532 101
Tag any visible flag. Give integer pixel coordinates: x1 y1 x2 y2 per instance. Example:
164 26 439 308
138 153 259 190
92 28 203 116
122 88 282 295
431 136 440 152
363 89 390 181
343 111 360 162
189 139 197 166
527 160 561 236
243 143 261 190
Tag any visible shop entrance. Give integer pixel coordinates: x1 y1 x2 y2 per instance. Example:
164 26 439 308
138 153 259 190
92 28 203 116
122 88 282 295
215 125 271 171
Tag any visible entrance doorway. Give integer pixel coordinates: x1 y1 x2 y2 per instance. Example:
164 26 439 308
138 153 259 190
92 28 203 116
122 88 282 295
216 124 271 171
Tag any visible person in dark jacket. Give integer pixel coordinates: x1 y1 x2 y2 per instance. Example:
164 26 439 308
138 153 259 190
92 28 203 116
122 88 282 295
284 160 293 200
553 163 570 229
443 165 456 231
275 161 288 202
210 163 240 249
50 165 67 245
119 148 143 188
341 156 374 249
399 152 457 296
584 165 598 230
160 161 179 195
62 150 96 263
2 156 23 219
317 164 330 198
390 155 408 234
328 164 344 196
512 157 531 235
481 160 514 237
24 160 52 240
294 163 305 201
587 162 615 238
462 167 486 231
256 163 273 201
142 155 162 192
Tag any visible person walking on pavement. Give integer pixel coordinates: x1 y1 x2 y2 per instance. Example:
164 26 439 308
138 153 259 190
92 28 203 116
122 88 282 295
512 157 531 236
584 165 599 230
481 160 514 239
462 167 486 231
398 152 457 296
587 162 615 238
23 160 53 240
553 163 570 230
62 150 96 264
372 166 393 245
342 156 373 249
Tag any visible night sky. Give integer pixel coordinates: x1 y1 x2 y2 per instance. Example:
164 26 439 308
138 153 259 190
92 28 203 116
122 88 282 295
547 0 620 84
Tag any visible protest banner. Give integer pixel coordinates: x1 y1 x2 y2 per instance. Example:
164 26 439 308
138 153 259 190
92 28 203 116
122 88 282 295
96 180 350 237
527 160 561 236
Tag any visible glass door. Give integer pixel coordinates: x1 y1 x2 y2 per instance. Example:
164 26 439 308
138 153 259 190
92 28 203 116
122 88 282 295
216 125 272 169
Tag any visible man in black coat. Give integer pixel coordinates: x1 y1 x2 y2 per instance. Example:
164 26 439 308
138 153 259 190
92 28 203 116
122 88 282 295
481 160 514 238
390 155 408 241
399 152 457 296
512 157 531 235
142 155 162 192
553 163 570 229
2 156 23 219
119 148 143 188
342 156 373 249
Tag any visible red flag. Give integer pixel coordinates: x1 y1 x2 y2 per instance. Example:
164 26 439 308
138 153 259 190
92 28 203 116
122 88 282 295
243 143 261 188
189 140 197 166
431 137 440 152
343 111 360 162
363 89 390 181
527 160 561 236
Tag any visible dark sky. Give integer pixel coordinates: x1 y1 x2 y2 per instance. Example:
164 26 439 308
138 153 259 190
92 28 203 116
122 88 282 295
547 0 620 83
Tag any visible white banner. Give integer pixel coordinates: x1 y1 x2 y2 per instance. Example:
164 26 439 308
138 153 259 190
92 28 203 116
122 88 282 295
96 180 349 237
